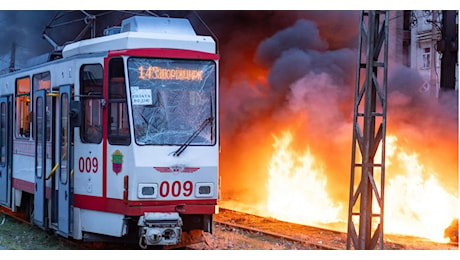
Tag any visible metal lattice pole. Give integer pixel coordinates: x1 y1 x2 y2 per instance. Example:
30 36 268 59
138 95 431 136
347 10 389 250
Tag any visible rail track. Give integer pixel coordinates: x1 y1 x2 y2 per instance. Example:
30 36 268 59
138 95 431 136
213 218 339 250
213 207 345 249
212 207 459 250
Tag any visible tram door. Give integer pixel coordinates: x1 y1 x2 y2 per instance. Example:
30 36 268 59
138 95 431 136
33 90 47 228
56 85 73 237
0 95 12 207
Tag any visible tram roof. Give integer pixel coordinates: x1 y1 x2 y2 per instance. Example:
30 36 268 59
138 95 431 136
62 16 216 58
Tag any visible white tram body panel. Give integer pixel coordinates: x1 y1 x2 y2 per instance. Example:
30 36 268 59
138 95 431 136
63 17 216 57
1 58 79 197
0 15 219 248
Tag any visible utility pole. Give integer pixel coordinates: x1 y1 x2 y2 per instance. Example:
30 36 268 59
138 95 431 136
347 10 389 250
439 10 458 91
430 11 440 98
9 42 16 72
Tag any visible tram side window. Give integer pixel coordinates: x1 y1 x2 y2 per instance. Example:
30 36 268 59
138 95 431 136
80 64 103 144
33 71 51 91
15 77 31 139
32 71 51 141
108 58 130 145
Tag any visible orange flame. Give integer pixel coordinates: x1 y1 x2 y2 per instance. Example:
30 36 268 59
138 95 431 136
265 132 458 242
384 136 459 242
267 130 343 226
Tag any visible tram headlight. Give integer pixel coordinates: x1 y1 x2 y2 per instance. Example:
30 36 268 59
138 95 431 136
199 186 210 194
195 183 213 198
138 183 158 198
142 186 155 195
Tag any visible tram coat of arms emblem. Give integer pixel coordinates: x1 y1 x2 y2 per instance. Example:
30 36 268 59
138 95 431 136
112 150 124 174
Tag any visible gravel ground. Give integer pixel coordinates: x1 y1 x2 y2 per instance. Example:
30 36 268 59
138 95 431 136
0 214 306 250
189 223 314 250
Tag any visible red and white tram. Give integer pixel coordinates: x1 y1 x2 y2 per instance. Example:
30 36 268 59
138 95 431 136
0 15 219 248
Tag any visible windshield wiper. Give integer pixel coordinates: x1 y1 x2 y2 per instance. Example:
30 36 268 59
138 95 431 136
172 117 213 157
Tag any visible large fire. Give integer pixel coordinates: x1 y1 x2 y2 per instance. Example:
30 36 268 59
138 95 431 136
267 130 342 225
263 131 458 242
383 136 458 242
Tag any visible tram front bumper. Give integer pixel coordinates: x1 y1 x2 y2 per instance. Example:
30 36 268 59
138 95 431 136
138 212 182 247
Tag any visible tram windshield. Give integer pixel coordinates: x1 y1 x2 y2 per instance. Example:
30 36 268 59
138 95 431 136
127 57 216 146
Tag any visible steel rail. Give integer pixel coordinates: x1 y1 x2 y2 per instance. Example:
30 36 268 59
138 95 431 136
213 219 340 250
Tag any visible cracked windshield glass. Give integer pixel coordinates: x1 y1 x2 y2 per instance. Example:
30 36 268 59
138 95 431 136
128 57 216 145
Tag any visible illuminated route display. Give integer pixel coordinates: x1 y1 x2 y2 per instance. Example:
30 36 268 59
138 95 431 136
138 66 204 81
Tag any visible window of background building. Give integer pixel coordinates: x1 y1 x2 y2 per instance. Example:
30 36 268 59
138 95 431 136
422 47 431 69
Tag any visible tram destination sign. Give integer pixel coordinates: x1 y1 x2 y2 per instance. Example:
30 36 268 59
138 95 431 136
138 65 204 81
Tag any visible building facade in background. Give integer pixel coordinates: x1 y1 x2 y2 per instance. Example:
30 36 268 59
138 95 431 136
391 10 458 97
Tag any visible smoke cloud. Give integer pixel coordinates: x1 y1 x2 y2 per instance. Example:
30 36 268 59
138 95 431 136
255 19 328 67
